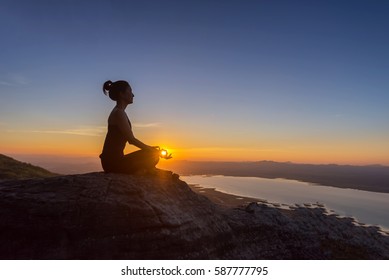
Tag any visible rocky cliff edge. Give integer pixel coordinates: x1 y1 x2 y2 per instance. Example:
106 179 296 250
0 172 388 259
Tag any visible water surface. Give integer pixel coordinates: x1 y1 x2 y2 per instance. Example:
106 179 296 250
182 175 389 230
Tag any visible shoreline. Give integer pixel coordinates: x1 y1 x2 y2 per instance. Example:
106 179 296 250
188 184 264 208
188 183 389 234
183 173 389 194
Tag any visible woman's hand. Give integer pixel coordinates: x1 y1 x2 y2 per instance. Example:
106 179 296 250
159 149 173 160
145 146 172 159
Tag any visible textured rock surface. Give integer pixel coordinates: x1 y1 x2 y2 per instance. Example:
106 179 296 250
0 172 388 259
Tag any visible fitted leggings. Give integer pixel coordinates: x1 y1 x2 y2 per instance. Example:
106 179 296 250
101 149 159 174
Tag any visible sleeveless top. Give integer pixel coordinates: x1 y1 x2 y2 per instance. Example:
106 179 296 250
100 124 126 161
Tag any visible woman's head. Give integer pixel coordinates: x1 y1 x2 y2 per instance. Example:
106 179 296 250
103 80 134 103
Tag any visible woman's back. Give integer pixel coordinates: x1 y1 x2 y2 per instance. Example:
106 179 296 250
100 124 126 160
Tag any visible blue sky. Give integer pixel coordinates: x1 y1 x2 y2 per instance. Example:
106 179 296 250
1 0 389 164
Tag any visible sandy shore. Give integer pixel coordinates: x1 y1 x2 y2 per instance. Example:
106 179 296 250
188 183 302 219
188 184 265 208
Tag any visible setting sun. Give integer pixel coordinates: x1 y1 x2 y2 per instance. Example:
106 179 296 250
160 149 168 157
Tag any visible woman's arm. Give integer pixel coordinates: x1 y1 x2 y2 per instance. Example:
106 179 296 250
114 109 156 150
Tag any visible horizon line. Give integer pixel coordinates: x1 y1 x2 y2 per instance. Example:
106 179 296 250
3 152 388 168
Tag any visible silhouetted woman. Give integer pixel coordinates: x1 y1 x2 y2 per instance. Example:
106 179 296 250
100 80 160 174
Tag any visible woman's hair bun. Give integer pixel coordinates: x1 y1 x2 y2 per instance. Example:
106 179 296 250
102 79 130 101
103 80 113 95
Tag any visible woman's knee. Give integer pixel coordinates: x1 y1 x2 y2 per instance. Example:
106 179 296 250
152 153 160 165
124 149 159 168
144 150 159 166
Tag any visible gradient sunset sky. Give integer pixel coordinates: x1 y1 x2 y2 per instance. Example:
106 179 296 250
1 0 388 165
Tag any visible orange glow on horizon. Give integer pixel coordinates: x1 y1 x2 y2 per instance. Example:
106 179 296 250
1 129 388 166
2 145 389 166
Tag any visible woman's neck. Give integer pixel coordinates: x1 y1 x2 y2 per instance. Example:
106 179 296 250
115 100 128 110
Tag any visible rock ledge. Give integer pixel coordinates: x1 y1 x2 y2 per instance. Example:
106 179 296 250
0 172 388 259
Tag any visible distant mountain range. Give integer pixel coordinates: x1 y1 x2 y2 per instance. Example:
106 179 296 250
0 154 58 180
161 160 389 193
3 153 389 193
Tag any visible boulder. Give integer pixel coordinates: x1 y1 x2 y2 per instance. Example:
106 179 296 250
0 172 388 259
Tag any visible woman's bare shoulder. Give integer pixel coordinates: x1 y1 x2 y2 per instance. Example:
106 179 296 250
108 108 128 125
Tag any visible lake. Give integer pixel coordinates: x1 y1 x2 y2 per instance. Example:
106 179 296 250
182 175 389 230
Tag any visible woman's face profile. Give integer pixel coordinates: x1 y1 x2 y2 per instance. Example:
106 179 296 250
121 86 134 104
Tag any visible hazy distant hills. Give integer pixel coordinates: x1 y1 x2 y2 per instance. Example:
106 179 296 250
162 160 389 193
0 154 58 180
3 153 389 193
